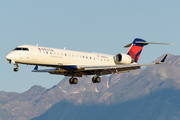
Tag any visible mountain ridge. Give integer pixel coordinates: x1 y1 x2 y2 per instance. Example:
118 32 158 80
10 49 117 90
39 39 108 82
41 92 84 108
0 53 180 120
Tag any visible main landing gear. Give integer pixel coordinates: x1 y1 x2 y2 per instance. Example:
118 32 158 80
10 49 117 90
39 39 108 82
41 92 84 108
92 76 101 83
68 76 102 85
69 78 78 85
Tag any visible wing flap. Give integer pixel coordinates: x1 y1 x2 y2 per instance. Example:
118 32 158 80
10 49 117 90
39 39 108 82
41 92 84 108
84 63 155 71
32 68 56 72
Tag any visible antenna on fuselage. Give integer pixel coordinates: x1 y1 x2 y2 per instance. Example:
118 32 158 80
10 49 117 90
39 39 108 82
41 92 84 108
36 44 38 46
64 47 66 50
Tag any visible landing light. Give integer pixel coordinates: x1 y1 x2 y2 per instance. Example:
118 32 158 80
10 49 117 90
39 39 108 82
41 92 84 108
7 59 11 64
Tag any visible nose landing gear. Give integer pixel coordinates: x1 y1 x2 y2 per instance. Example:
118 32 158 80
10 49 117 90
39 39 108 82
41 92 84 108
13 63 19 72
13 68 19 72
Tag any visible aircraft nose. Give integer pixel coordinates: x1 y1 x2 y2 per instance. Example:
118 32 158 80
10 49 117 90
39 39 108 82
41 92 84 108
6 53 12 64
6 54 11 60
6 52 13 60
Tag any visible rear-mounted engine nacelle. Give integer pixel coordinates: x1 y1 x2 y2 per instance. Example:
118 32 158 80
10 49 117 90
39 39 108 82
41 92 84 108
114 53 134 64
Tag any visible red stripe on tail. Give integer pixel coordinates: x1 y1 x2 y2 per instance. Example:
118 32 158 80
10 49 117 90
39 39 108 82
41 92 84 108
127 45 143 63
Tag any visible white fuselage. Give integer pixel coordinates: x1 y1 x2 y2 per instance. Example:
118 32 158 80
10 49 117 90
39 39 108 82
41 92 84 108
6 44 117 67
5 39 169 84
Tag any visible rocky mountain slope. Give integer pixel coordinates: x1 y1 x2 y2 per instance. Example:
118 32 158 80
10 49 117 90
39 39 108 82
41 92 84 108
32 89 180 120
0 53 180 120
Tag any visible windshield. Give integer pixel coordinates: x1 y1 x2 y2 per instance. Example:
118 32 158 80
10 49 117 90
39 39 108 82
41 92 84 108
13 47 29 51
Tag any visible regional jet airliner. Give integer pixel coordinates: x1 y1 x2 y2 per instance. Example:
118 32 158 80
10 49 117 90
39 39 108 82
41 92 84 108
6 38 172 84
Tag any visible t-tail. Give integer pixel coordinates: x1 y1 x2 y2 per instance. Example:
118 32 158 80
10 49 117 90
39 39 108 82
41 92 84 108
124 38 173 63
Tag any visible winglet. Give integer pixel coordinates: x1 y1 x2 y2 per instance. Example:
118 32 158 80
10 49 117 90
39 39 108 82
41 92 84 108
34 65 38 70
156 54 168 64
160 54 168 63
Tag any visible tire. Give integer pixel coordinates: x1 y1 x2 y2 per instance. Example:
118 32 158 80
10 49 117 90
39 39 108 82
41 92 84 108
73 78 78 84
69 78 73 84
96 77 101 83
92 77 96 83
13 68 18 72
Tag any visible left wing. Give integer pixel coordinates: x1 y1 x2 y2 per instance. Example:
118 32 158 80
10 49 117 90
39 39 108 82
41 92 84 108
85 54 167 70
32 54 168 76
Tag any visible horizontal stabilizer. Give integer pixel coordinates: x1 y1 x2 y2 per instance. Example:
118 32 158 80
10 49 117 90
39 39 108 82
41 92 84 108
124 43 133 48
124 38 173 48
136 42 174 45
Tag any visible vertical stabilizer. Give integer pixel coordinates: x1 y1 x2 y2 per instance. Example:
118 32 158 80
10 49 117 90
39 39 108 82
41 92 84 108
124 38 173 63
126 38 148 63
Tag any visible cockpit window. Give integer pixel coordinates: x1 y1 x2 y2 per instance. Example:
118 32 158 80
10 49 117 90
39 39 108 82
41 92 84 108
13 47 29 51
22 48 29 51
14 48 22 50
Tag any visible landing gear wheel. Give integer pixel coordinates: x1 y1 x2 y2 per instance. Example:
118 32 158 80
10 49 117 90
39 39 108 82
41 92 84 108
69 78 78 84
92 77 101 83
96 77 101 83
13 68 19 72
69 78 73 85
73 78 78 84
92 77 96 83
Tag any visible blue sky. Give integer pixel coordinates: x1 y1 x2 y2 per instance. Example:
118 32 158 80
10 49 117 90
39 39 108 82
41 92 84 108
0 1 179 93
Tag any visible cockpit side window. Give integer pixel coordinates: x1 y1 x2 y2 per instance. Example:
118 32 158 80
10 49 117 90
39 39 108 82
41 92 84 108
22 48 29 51
13 47 29 51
